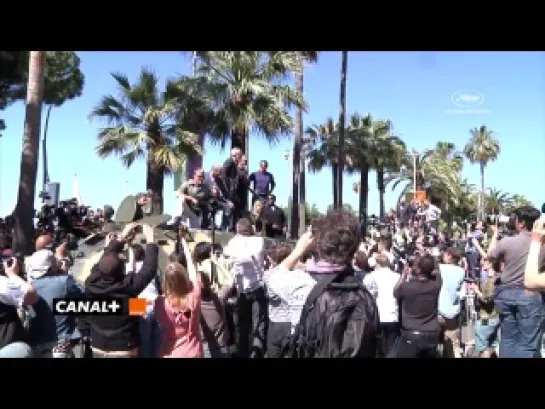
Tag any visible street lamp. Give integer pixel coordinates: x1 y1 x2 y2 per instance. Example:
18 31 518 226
408 149 433 200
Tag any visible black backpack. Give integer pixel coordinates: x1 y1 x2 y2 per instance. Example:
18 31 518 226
280 272 382 358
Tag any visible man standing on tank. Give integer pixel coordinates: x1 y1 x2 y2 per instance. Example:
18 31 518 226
249 160 276 206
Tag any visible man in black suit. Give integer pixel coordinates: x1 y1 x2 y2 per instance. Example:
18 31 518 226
222 148 243 230
262 195 286 239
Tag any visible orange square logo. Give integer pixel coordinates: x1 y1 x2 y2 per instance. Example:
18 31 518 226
129 298 147 316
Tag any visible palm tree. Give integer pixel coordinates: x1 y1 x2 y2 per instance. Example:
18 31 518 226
463 125 501 220
434 141 464 172
193 52 305 156
337 51 348 208
385 146 461 207
13 51 46 254
345 113 382 233
451 178 478 223
291 51 318 238
370 127 406 218
507 194 533 211
89 69 201 214
485 188 512 214
307 118 343 208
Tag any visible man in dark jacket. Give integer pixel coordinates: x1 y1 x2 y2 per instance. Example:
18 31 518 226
84 223 159 358
27 244 84 358
262 195 286 238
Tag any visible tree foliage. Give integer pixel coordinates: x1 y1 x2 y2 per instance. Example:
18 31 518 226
0 51 85 136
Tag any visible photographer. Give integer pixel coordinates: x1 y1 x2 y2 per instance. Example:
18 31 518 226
177 168 213 229
85 222 159 358
465 221 486 280
437 247 465 358
487 206 543 358
26 244 84 357
393 254 442 358
0 258 38 358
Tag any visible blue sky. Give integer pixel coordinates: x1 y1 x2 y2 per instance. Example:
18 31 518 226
1 51 544 217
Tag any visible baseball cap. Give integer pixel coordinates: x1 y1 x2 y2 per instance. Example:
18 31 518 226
27 249 56 280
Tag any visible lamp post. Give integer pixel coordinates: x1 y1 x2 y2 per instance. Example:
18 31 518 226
409 151 418 199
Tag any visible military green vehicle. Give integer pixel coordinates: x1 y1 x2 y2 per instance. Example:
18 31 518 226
70 195 237 285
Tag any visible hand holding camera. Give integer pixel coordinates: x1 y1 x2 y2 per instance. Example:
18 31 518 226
2 257 20 276
121 222 139 242
531 215 545 243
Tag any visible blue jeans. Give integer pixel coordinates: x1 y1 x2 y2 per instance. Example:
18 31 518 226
0 342 33 358
139 306 162 358
494 287 544 358
474 317 500 353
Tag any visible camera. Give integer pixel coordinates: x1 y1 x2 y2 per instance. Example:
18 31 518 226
0 252 25 276
422 234 437 248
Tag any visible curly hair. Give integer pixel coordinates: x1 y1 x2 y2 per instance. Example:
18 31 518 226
312 209 360 266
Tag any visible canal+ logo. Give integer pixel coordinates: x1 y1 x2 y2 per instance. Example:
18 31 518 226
52 298 147 316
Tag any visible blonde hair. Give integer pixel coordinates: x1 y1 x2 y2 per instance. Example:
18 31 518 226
252 200 263 216
162 262 193 309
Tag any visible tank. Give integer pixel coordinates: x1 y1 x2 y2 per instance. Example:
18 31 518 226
70 195 239 284
70 195 290 284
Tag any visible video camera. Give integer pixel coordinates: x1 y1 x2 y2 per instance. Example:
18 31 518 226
0 252 25 276
486 213 517 239
36 198 88 251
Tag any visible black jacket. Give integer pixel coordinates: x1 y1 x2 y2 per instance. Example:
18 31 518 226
221 158 238 199
84 240 159 352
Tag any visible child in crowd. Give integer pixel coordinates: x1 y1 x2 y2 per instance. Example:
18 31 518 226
155 238 203 358
470 257 501 358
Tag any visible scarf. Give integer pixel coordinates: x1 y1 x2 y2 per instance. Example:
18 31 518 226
306 259 347 274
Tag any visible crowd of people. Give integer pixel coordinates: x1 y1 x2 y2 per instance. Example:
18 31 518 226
176 148 286 238
1 149 544 358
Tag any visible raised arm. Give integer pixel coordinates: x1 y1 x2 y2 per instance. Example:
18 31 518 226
524 216 545 290
180 237 198 285
124 243 159 296
269 173 276 193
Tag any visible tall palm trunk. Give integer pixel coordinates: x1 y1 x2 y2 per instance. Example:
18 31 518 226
359 166 370 235
290 71 303 238
377 168 386 219
13 51 46 254
146 154 165 215
41 105 52 189
331 163 338 208
231 126 247 155
479 161 485 220
336 51 348 208
185 121 206 180
299 157 306 234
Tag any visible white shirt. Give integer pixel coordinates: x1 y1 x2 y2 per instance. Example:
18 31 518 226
266 266 317 333
224 235 265 293
126 261 159 303
419 204 441 222
363 267 400 323
368 251 395 269
0 275 27 308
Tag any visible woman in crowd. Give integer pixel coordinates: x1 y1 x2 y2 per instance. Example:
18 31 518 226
250 199 265 234
263 243 293 358
193 241 234 358
155 237 203 358
469 257 501 358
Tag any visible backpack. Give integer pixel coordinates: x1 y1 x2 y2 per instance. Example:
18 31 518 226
280 271 382 358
